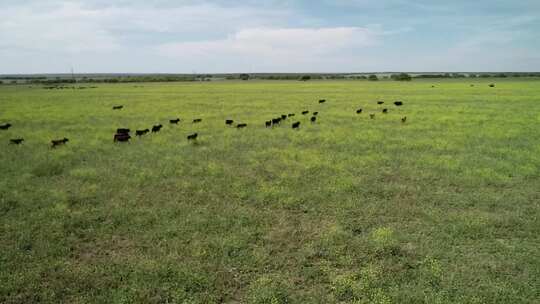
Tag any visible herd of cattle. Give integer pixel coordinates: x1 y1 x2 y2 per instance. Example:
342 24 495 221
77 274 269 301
1 99 406 147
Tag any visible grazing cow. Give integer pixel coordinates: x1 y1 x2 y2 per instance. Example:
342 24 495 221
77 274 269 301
114 133 131 142
170 118 180 124
265 121 272 128
116 128 130 134
237 123 247 129
281 114 287 120
10 138 24 145
0 123 12 130
489 84 495 88
302 110 309 115
51 138 69 148
370 114 375 119
288 113 295 117
112 105 123 110
187 133 198 141
382 109 388 114
356 109 363 114
401 116 407 123
292 121 301 129
313 111 319 116
272 118 281 125
151 124 163 133
193 118 202 123
136 129 149 136
226 119 234 125
310 116 317 123
319 99 326 104
377 101 384 105
394 101 403 106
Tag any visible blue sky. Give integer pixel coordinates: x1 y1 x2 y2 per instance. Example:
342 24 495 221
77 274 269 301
1 0 539 73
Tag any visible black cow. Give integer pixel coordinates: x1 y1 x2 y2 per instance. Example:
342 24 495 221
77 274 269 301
136 129 149 136
114 133 131 142
152 124 163 133
51 138 69 148
310 116 317 123
193 118 202 123
319 99 326 104
226 119 234 125
265 121 272 128
302 110 309 115
112 105 123 110
370 114 375 119
281 114 287 120
313 112 318 116
272 118 281 125
382 109 388 114
116 128 130 134
288 113 295 117
394 101 403 106
377 101 384 105
237 123 247 129
170 118 180 124
187 133 198 141
401 116 407 123
0 123 12 130
292 122 301 129
489 84 495 88
356 109 363 114
10 138 24 145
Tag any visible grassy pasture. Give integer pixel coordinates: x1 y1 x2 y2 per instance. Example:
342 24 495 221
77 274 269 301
0 79 539 303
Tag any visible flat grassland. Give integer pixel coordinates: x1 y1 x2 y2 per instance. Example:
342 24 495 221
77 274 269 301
1 79 539 303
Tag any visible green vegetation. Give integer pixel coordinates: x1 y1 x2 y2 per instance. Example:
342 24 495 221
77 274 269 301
240 74 251 81
3 72 540 85
0 79 539 303
391 73 412 81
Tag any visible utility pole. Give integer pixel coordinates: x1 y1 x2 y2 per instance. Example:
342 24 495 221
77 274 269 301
70 66 75 83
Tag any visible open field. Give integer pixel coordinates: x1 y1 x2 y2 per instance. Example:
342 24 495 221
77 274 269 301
1 79 539 303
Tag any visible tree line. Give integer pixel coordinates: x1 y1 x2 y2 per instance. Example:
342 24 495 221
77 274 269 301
2 72 539 85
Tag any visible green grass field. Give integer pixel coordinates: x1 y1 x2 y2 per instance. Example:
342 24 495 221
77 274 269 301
1 79 539 303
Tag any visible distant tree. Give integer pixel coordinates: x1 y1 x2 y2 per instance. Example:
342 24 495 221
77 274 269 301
368 74 379 81
239 74 250 81
300 75 311 81
391 73 412 81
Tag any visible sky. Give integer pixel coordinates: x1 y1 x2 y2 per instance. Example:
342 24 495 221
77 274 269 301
1 0 539 74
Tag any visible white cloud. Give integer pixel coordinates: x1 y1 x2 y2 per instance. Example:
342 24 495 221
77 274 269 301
0 2 119 53
156 27 379 71
1 0 537 73
0 1 293 54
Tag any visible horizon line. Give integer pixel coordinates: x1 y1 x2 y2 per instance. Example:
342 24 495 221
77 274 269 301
2 71 540 76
